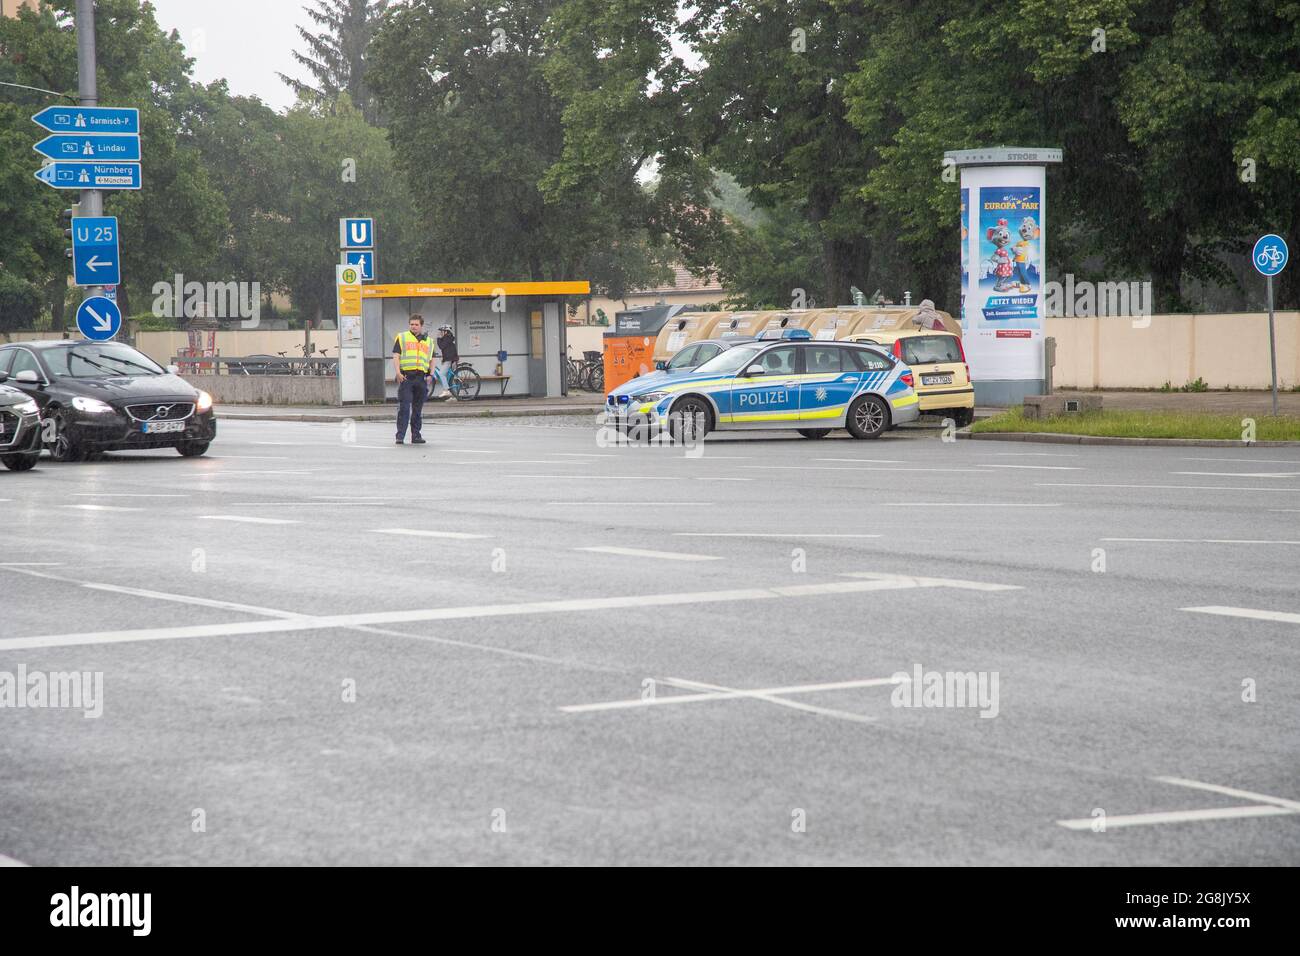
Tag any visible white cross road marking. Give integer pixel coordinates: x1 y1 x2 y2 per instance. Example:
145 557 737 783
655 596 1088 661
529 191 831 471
838 571 1023 592
197 515 299 524
673 533 881 538
560 675 904 715
1181 605 1300 625
372 528 491 539
0 573 1020 652
1057 777 1300 830
1105 538 1300 545
660 676 878 723
576 546 721 562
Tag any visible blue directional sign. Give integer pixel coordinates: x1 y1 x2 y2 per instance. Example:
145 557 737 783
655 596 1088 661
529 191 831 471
71 216 120 287
34 161 142 190
32 105 139 135
75 296 122 341
343 249 375 281
1253 234 1289 277
339 217 374 249
34 133 141 161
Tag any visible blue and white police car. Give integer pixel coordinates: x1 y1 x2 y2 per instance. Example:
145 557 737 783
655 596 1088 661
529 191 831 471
604 329 920 440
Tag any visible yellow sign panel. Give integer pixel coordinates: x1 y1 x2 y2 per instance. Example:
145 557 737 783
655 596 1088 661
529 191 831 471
338 284 361 316
362 281 590 298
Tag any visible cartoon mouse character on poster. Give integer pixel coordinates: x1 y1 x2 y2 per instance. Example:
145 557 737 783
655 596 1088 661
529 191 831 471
985 219 1015 292
1013 216 1039 292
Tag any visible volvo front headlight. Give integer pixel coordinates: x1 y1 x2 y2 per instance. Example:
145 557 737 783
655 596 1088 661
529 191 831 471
71 396 113 414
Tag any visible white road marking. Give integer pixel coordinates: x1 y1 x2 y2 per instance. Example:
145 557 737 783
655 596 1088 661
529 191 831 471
1181 605 1300 625
1182 457 1300 463
372 528 490 539
693 477 753 482
976 464 1082 471
743 465 984 473
61 504 144 512
197 514 299 525
1057 776 1300 830
839 571 1022 592
1057 805 1295 830
547 501 713 506
71 493 188 498
576 546 721 562
674 532 880 538
0 573 1019 651
987 452 1079 457
507 474 683 480
313 496 405 501
0 853 28 867
1174 471 1300 478
814 458 907 464
549 453 615 457
1104 537 1300 545
659 676 878 723
1039 482 1285 492
0 563 63 567
878 502 1061 508
561 676 902 714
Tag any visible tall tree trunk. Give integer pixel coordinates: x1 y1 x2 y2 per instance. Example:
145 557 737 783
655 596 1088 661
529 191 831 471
823 235 871 309
1149 217 1187 313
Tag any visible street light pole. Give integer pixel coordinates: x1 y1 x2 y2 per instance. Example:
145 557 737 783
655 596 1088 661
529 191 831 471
74 0 103 301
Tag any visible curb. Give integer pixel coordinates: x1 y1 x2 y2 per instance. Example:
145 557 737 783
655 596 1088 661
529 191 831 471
958 431 1300 448
217 405 602 423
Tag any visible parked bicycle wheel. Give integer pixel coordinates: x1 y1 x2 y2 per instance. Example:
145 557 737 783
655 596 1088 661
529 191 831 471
451 363 481 400
588 362 604 392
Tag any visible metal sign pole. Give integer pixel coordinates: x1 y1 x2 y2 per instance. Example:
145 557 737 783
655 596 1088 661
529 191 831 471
74 0 102 301
1266 273 1278 417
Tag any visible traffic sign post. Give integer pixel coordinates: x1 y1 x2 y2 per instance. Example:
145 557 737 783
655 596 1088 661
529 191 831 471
1252 234 1289 418
34 133 140 161
71 215 120 286
342 249 375 281
75 295 122 341
34 161 142 190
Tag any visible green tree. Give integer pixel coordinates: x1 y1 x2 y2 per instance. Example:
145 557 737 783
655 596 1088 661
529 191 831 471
280 0 390 125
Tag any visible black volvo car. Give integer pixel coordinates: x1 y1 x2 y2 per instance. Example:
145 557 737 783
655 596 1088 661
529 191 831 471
0 340 216 461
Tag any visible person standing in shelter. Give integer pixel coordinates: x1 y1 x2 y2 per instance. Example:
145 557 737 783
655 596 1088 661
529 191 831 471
392 314 432 445
434 323 459 400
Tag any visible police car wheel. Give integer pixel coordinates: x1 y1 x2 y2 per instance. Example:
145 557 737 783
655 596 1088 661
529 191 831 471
668 396 713 442
846 395 889 439
797 429 831 439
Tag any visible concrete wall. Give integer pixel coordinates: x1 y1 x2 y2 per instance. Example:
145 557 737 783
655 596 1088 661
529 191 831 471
133 330 340 367
1047 311 1299 390
179 373 338 406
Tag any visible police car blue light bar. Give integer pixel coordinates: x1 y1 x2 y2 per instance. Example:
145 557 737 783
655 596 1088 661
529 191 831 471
756 328 812 340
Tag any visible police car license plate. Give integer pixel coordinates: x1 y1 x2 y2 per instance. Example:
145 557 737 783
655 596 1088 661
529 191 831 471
142 420 185 434
922 373 953 386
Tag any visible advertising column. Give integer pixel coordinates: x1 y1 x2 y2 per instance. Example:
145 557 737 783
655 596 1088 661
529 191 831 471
946 147 1062 405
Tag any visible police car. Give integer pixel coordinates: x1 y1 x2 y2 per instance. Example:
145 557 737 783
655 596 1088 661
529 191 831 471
605 329 920 440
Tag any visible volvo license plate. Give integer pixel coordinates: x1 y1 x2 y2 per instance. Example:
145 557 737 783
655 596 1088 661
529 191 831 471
142 420 185 434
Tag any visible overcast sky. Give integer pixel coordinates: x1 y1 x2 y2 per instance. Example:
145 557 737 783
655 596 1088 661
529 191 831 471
148 0 306 112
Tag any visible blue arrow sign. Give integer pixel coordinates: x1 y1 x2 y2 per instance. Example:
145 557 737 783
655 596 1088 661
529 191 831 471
72 216 120 287
34 161 142 190
1253 234 1289 277
343 249 375 281
32 105 139 135
76 296 122 341
34 133 141 161
340 217 374 249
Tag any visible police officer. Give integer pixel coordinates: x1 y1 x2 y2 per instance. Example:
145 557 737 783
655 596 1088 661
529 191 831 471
392 314 432 444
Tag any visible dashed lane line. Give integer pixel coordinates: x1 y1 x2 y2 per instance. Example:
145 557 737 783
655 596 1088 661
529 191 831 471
576 546 721 562
1181 605 1300 625
372 528 491 540
197 515 299 525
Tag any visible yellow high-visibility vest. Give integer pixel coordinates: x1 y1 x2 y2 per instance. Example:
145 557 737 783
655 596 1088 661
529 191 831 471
396 331 432 373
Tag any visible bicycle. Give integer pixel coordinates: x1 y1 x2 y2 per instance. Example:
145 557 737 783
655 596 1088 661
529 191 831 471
433 361 481 400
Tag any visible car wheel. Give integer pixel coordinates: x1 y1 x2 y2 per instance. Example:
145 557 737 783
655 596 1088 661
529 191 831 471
1 452 39 472
952 407 975 427
846 395 890 439
797 428 831 439
48 412 85 462
176 441 210 457
668 395 713 443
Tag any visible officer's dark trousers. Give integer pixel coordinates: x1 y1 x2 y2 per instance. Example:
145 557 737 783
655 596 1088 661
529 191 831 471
396 373 428 441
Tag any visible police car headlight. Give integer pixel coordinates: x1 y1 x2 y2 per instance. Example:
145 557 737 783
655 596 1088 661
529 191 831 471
196 390 213 412
16 399 38 415
630 390 670 404
71 396 113 414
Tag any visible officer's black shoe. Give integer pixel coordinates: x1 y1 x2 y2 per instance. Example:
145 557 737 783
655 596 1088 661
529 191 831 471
411 436 427 444
395 438 404 445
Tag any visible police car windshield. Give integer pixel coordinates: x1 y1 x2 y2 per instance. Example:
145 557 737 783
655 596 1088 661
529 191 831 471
694 345 762 375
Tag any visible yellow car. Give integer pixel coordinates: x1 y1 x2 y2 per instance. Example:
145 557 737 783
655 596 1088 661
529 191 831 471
849 330 975 426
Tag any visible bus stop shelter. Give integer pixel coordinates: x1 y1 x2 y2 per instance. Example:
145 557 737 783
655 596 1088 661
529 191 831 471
358 281 589 401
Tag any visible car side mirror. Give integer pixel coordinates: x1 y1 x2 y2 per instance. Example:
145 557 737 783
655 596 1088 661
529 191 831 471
655 360 667 371
0 370 7 383
745 364 766 376
15 370 39 384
